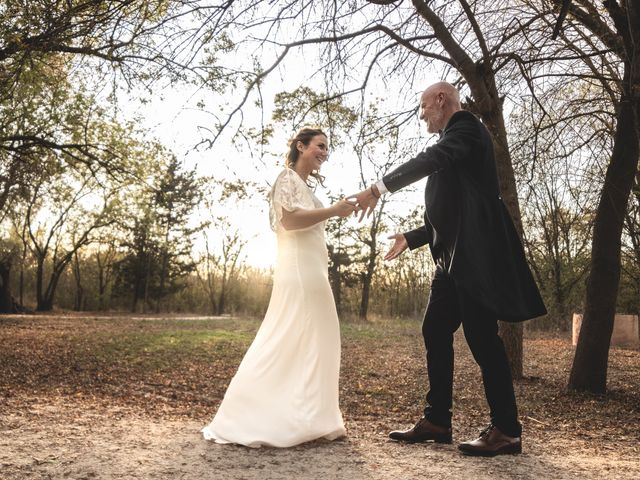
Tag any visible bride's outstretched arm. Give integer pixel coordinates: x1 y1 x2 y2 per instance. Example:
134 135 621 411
280 199 356 231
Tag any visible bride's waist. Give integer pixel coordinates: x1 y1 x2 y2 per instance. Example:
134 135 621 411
277 232 325 249
274 259 328 281
276 244 327 268
276 247 327 263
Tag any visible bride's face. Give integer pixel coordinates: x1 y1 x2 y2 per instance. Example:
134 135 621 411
298 134 329 171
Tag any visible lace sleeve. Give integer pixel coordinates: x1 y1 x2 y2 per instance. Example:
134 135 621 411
269 169 315 232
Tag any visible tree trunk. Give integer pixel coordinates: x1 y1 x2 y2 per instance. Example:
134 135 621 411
393 265 401 317
331 274 342 316
206 264 218 315
97 259 107 310
35 258 46 311
359 271 372 320
359 253 376 320
19 255 25 307
217 283 226 316
131 254 143 313
569 75 640 392
73 250 83 311
156 225 171 313
37 297 54 311
156 248 168 313
0 257 13 313
37 264 66 311
143 253 152 313
327 245 344 315
481 104 526 380
19 221 27 307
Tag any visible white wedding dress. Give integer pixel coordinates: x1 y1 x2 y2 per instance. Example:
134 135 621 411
201 167 346 448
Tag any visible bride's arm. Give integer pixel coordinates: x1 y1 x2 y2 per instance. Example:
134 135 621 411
280 199 356 231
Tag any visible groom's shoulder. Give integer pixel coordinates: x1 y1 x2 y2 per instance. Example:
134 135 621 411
443 110 482 136
444 111 487 141
448 110 481 127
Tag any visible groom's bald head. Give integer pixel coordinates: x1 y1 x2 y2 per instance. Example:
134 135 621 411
419 82 462 133
424 82 461 107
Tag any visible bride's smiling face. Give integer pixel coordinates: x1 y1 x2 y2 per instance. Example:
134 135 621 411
297 134 328 171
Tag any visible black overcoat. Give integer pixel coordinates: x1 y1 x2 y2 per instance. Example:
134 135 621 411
383 110 546 322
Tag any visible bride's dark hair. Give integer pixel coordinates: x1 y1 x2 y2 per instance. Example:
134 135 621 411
286 127 326 186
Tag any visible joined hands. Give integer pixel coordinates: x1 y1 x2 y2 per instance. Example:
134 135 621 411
332 198 358 217
345 185 408 262
347 185 380 222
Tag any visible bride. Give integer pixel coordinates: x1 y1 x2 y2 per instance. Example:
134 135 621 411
202 127 356 447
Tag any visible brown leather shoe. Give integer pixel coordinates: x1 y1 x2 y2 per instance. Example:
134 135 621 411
389 417 452 444
458 425 522 456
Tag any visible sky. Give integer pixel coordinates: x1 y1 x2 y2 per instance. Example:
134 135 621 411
115 41 441 269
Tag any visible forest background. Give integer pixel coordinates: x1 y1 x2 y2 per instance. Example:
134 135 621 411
1 0 640 394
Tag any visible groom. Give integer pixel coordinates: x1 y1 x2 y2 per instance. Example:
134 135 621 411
351 82 546 456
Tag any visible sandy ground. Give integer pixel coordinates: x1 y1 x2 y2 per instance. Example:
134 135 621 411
2 397 639 480
2 314 639 479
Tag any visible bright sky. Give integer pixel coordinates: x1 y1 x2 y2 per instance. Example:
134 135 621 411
117 45 441 269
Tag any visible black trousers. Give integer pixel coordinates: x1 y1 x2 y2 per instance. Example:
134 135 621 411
421 267 522 437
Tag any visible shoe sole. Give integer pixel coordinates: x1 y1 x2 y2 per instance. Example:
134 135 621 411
458 443 522 457
389 434 453 445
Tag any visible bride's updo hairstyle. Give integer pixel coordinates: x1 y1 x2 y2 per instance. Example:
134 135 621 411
286 127 326 186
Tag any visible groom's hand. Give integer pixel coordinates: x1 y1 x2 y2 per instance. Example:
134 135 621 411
347 186 379 222
384 233 408 261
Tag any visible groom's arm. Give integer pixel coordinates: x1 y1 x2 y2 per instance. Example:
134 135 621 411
403 225 433 250
352 113 479 219
379 113 479 194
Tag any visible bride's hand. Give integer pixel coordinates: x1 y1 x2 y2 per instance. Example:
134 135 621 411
384 233 408 261
332 198 358 218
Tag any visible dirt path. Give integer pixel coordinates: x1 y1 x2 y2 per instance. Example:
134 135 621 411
2 397 639 480
2 315 639 479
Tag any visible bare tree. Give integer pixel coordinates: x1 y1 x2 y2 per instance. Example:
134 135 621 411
0 245 17 312
201 0 558 377
540 0 640 393
509 82 606 328
196 179 254 315
95 236 119 311
25 167 115 311
0 1 243 310
198 226 247 316
620 176 640 314
350 108 415 320
373 207 435 319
